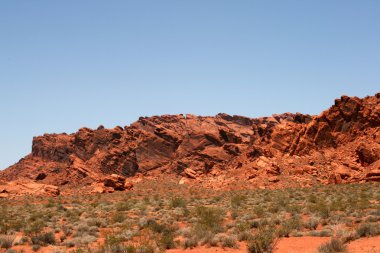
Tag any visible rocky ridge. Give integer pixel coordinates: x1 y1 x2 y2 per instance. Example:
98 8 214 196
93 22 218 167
0 93 379 197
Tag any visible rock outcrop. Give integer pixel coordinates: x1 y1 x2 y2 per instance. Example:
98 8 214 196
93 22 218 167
0 180 60 198
0 93 379 195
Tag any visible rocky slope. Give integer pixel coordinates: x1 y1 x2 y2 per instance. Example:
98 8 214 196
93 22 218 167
1 93 379 196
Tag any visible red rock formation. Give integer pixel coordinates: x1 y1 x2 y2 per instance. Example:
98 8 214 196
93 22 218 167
0 93 379 195
0 180 60 198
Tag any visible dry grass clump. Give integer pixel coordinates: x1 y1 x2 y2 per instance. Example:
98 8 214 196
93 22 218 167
317 238 347 253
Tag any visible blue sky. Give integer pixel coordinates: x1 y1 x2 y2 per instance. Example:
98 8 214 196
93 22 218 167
0 1 379 169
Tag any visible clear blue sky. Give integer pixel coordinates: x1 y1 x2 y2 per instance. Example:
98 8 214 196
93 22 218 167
0 1 379 169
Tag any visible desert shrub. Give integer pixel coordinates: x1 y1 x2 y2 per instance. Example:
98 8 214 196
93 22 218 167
96 233 139 253
253 206 265 218
195 206 224 233
209 235 219 247
220 235 238 248
286 204 302 214
116 202 131 212
304 217 319 230
62 225 73 236
231 210 239 220
170 197 186 208
105 233 124 247
236 221 251 232
125 245 137 253
31 232 55 246
238 231 253 241
197 231 215 246
44 198 56 208
76 224 99 237
247 227 277 253
135 244 155 253
278 217 301 238
309 229 332 237
112 212 126 223
308 194 318 203
369 209 380 216
143 219 165 233
176 227 192 238
160 230 175 249
63 235 97 247
317 238 346 253
0 235 15 249
65 208 82 222
250 220 261 229
311 201 331 219
365 215 380 223
122 229 136 240
356 222 380 237
231 194 246 207
87 218 106 228
111 244 132 253
183 237 198 249
32 244 40 252
24 220 46 235
337 230 358 243
14 235 28 246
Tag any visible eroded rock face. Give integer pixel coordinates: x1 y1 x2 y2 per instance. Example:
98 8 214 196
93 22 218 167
289 94 380 155
0 93 379 194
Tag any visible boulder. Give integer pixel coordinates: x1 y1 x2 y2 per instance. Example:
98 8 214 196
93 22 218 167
356 144 380 166
103 174 128 191
178 177 187 185
328 174 343 184
184 168 197 179
124 181 134 190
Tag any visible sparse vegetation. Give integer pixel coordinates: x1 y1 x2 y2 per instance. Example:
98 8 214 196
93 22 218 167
0 180 378 252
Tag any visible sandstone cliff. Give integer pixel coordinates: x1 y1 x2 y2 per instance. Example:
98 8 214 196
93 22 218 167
1 93 379 195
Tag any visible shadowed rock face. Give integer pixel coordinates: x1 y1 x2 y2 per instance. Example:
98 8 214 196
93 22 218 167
1 93 379 192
